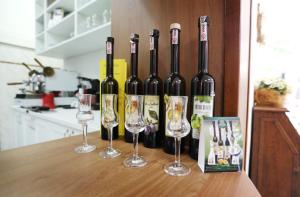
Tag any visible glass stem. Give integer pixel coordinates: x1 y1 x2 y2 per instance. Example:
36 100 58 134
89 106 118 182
82 123 88 147
174 137 181 167
133 133 139 160
108 127 113 150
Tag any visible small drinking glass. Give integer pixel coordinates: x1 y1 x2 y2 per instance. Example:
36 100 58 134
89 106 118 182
99 94 121 158
75 94 96 153
123 95 147 168
164 96 191 176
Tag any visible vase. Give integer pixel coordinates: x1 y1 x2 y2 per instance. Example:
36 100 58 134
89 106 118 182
254 88 285 108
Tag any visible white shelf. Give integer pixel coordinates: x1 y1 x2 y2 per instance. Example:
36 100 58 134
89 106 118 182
35 0 45 17
36 12 44 22
36 31 45 39
47 0 75 13
47 12 75 35
39 22 110 58
35 0 111 58
77 0 108 15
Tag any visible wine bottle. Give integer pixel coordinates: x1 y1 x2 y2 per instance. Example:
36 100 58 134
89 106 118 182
163 23 186 154
143 29 163 148
190 16 215 160
101 37 119 140
124 33 144 143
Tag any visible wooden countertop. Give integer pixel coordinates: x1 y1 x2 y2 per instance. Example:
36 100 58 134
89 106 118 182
0 132 260 197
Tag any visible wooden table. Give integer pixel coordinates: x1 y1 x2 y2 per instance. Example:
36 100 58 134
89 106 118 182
0 133 260 197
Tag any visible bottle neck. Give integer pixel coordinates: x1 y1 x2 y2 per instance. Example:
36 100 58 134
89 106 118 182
171 29 180 74
131 42 138 77
106 42 114 77
198 25 208 73
150 36 159 76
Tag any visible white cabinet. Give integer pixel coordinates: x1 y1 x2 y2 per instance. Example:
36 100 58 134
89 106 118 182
35 119 65 143
14 111 25 147
12 109 82 149
35 118 81 143
23 115 38 146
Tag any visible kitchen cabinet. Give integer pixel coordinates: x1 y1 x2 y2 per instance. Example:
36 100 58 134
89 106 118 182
35 0 111 58
12 109 82 149
23 115 38 146
35 118 81 143
14 111 25 147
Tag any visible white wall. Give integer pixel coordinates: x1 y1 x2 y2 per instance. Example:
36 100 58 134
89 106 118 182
0 0 35 48
64 49 105 79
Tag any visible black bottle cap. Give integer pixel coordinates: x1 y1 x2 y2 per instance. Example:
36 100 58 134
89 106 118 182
106 37 114 43
130 33 139 42
198 16 209 27
150 29 160 37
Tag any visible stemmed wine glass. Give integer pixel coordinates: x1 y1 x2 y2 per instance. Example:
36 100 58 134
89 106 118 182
99 94 121 158
164 96 191 176
123 95 147 168
75 94 96 153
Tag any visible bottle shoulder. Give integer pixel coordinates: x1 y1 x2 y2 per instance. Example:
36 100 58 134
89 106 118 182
164 73 185 82
192 73 215 83
145 75 162 84
101 77 118 85
126 76 142 83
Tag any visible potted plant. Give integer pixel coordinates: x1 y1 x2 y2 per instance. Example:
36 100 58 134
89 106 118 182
254 78 289 107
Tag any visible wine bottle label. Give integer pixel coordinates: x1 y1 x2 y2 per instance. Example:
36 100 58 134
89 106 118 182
164 95 183 137
125 94 139 126
130 42 136 53
150 37 154 50
101 94 116 123
144 95 159 134
171 29 178 44
200 22 208 41
191 96 214 139
106 42 112 54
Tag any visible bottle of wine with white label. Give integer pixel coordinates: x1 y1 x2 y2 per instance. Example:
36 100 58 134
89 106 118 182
163 23 186 155
124 33 144 143
101 37 119 140
143 29 163 148
189 16 215 160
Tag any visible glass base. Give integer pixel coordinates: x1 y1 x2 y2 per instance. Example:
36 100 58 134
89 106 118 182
99 147 121 158
74 144 96 154
164 162 191 176
123 155 147 168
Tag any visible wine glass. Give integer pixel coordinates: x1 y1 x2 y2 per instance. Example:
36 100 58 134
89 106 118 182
99 94 121 158
123 95 147 168
164 96 191 176
75 94 96 153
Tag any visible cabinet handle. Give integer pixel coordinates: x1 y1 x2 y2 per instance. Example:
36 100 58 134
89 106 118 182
29 126 35 130
65 129 70 137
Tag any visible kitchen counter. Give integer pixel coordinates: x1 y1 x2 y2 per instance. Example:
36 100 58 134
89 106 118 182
0 133 260 197
13 106 100 132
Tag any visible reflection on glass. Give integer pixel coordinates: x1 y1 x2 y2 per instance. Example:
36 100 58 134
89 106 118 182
123 95 147 168
99 94 121 158
164 96 191 176
75 94 96 153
